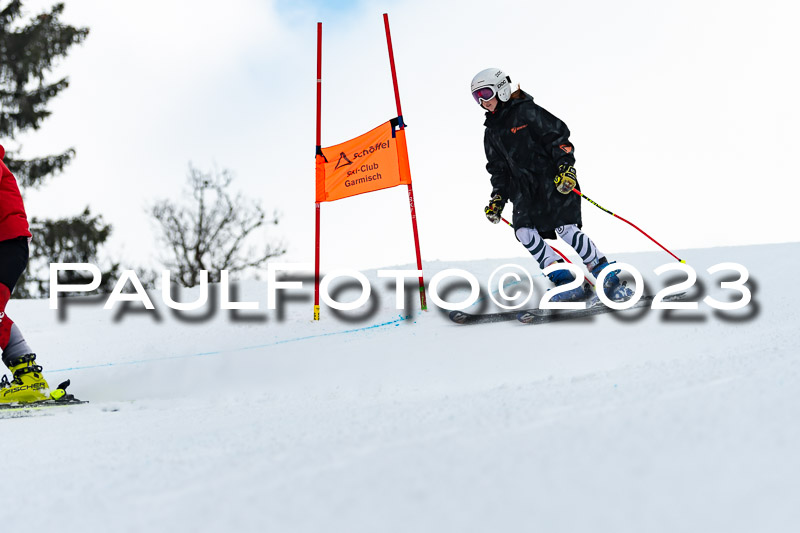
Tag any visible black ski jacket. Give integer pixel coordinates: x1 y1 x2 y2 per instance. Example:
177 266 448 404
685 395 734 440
483 91 581 239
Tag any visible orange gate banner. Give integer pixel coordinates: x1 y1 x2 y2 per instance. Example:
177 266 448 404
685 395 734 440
315 118 412 203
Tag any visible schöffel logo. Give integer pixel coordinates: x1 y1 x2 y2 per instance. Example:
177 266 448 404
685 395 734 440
511 124 528 134
334 151 353 169
559 144 573 154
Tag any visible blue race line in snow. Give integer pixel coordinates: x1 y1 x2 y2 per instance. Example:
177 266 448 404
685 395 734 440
49 273 542 373
49 314 411 374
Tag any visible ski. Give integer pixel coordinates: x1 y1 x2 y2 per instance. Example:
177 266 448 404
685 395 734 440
448 292 687 325
0 397 87 412
448 290 598 325
0 379 87 413
517 292 686 324
448 308 520 325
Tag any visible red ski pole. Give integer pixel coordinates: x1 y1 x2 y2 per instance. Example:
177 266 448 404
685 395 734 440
571 188 686 263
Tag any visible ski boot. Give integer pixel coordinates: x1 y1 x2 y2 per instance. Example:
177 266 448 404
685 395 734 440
591 258 634 301
546 261 592 302
0 353 51 404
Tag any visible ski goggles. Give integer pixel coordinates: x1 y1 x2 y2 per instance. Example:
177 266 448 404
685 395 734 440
472 86 496 104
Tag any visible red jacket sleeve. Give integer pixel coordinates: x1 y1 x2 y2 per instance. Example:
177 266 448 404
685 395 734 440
0 145 32 242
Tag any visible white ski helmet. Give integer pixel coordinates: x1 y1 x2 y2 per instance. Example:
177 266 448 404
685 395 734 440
470 68 513 105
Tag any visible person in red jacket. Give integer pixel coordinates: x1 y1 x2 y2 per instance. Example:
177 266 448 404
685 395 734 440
0 144 56 404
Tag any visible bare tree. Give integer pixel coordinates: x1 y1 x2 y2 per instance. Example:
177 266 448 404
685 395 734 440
150 163 285 287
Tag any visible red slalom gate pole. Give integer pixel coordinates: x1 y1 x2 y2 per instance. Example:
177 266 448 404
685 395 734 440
384 13 427 311
571 188 685 263
500 217 594 286
314 22 322 321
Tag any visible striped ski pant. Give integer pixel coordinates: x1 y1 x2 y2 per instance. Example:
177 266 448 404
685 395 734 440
515 224 603 271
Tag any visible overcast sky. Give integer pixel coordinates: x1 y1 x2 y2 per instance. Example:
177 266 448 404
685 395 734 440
10 0 800 275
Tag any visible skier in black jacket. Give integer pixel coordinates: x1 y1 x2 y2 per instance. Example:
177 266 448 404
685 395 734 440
471 67 630 302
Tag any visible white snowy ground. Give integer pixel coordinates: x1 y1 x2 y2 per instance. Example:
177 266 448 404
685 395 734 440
2 243 798 533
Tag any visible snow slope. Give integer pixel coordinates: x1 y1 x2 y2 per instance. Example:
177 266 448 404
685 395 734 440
3 243 798 533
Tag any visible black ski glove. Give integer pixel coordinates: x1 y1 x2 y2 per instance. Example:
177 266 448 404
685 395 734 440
484 193 506 224
554 164 577 194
